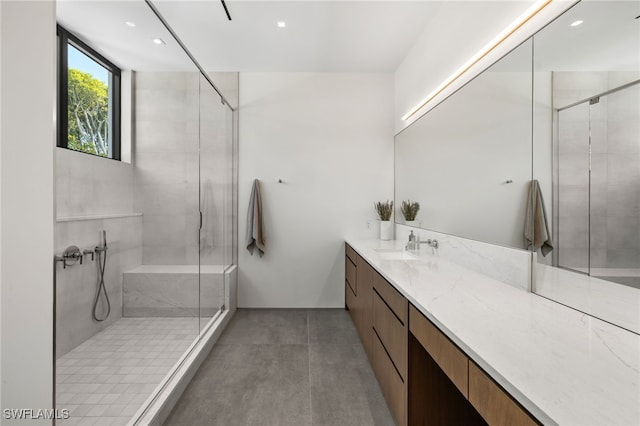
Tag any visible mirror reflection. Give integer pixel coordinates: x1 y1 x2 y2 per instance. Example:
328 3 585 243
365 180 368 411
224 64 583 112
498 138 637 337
532 0 640 333
395 39 533 250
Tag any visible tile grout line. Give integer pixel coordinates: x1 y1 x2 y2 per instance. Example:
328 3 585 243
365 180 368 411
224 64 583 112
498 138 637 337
307 311 313 426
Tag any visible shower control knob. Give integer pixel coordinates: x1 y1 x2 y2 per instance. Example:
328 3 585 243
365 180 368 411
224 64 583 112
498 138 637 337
62 245 82 268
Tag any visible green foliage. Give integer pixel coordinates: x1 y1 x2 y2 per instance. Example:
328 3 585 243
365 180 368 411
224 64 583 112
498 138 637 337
374 200 393 221
401 200 420 221
67 68 109 157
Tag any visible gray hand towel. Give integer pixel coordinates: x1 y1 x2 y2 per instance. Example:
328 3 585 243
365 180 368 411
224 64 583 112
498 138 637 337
524 179 553 257
246 179 266 257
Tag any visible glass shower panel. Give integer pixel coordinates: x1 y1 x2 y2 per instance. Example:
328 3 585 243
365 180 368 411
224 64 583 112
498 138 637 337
224 105 234 269
590 83 640 285
557 102 590 273
198 74 228 331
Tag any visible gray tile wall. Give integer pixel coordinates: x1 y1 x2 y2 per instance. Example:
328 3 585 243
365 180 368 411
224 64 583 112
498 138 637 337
55 150 142 358
554 72 640 271
134 72 234 267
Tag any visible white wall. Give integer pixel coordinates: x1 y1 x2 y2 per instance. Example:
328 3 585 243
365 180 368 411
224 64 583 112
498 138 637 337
1 0 55 421
238 73 393 308
395 0 577 133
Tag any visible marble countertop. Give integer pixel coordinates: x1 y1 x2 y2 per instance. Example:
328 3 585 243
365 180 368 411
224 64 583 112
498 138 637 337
535 263 640 335
346 238 640 426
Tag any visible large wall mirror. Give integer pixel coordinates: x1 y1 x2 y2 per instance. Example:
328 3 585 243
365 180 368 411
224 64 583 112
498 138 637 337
395 0 639 334
532 0 640 334
395 39 533 250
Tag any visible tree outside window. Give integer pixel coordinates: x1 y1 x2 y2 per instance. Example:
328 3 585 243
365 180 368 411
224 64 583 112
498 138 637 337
58 26 120 160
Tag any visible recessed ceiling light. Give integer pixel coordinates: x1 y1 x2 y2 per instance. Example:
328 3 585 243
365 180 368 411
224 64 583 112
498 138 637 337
125 21 136 28
277 21 286 28
152 38 166 45
570 20 584 27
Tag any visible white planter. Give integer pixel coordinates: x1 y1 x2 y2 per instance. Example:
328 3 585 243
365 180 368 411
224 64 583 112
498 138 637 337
379 220 393 240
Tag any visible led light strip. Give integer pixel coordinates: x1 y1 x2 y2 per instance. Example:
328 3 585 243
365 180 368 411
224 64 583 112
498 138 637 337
401 0 553 121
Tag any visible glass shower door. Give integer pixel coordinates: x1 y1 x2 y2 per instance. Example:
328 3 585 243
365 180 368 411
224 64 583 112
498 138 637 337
557 81 640 284
589 83 640 285
198 74 230 331
557 102 591 273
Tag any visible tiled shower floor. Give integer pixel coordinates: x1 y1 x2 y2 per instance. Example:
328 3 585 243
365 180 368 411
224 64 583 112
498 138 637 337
56 317 201 425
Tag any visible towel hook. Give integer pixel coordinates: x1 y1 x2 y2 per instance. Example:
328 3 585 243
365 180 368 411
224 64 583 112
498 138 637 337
278 179 284 184
505 180 513 184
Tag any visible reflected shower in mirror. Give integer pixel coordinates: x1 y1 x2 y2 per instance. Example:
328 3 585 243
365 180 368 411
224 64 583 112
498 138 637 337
395 39 533 250
532 0 640 333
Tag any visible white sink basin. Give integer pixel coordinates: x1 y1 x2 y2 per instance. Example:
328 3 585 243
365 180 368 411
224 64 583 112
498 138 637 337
373 248 416 261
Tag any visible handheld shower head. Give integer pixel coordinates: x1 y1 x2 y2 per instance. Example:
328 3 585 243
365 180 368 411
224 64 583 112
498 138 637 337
103 230 107 250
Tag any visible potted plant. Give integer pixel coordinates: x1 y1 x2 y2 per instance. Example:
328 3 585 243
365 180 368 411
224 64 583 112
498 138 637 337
401 200 420 226
374 200 393 240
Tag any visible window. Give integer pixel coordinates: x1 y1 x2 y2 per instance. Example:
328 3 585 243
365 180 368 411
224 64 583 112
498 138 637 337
57 26 121 160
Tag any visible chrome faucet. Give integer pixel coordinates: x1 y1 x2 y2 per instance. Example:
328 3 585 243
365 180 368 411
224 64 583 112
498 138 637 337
422 239 439 249
405 231 439 252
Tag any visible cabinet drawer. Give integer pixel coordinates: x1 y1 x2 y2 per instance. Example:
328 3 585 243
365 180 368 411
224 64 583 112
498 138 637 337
373 272 407 324
346 256 357 295
469 362 538 426
346 243 357 263
373 333 406 426
409 304 468 398
373 290 407 379
346 279 356 306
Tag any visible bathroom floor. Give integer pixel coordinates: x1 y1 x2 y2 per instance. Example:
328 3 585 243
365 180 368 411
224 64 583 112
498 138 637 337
56 317 201 426
164 309 394 426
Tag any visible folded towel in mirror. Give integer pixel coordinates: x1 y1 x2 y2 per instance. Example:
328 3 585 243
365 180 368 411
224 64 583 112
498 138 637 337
524 179 553 256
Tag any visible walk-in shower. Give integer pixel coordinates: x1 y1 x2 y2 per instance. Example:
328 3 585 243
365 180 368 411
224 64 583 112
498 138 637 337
53 1 237 424
555 80 640 289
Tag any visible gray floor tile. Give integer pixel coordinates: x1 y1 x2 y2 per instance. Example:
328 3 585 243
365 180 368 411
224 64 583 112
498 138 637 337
165 344 311 426
309 344 395 426
218 309 309 345
164 309 394 426
308 309 360 345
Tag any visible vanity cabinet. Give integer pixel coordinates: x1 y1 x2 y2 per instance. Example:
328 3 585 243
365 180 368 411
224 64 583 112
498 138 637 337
345 243 374 362
345 246 357 314
372 272 408 426
344 243 540 426
345 244 408 426
409 304 539 426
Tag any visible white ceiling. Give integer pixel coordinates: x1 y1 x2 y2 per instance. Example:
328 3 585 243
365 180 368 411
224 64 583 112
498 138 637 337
151 0 442 71
57 0 449 72
57 0 197 71
57 0 640 74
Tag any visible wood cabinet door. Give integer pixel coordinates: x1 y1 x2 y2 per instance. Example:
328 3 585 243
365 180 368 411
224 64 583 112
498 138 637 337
469 362 539 426
409 305 468 398
373 290 407 379
356 256 374 360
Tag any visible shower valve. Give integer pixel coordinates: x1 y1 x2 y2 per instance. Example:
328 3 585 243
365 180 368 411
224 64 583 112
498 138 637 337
83 249 95 262
58 245 83 269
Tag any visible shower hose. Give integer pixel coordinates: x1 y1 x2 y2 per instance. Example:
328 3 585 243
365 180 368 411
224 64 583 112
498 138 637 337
92 231 111 322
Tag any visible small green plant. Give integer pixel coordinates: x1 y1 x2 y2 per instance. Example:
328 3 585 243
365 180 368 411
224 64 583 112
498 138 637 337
374 200 393 221
401 200 420 221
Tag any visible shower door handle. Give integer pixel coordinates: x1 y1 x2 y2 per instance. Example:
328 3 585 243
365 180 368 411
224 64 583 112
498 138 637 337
199 211 203 230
